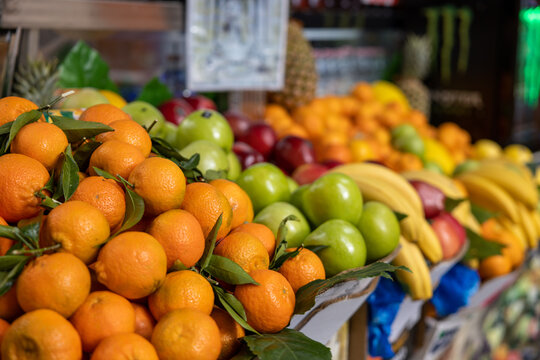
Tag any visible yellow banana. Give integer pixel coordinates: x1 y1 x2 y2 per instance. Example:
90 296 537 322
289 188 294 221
516 202 538 248
451 200 481 233
392 237 432 300
497 216 528 250
457 172 519 223
402 170 464 199
417 220 443 264
530 209 540 242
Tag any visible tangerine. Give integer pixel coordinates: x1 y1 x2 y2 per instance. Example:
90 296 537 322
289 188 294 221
90 333 158 360
278 248 325 292
95 119 152 157
210 179 254 229
0 96 41 126
79 104 131 125
231 222 276 258
211 307 245 360
89 140 145 180
132 303 155 340
214 232 270 274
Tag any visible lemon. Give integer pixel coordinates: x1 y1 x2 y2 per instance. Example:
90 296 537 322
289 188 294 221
472 139 502 160
422 138 455 175
503 144 533 164
371 81 409 108
99 90 127 108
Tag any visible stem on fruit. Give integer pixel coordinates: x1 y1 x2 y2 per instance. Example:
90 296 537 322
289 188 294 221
11 243 62 256
38 90 75 111
146 120 158 134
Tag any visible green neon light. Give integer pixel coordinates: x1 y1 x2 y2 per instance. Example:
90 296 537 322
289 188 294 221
519 7 540 107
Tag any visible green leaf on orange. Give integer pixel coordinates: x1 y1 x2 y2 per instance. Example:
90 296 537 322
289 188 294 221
205 255 258 285
61 145 79 201
3 110 42 152
212 284 258 334
73 140 101 170
112 188 144 237
52 116 113 142
463 227 505 261
199 214 223 271
269 215 298 269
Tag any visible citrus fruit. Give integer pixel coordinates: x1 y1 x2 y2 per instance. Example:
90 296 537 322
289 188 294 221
148 270 214 320
472 139 502 160
128 157 186 217
0 96 40 126
99 90 127 108
478 255 512 280
132 303 155 340
91 231 167 299
89 140 145 180
214 232 270 274
2 309 82 359
211 307 245 360
234 269 295 333
151 308 221 360
70 291 135 352
79 103 132 125
231 222 276 258
90 333 158 360
69 176 126 231
11 122 68 171
96 119 152 157
0 216 14 256
0 287 22 321
40 201 110 264
210 179 254 229
356 201 400 262
0 319 9 348
0 154 50 223
181 182 233 240
16 252 91 318
147 209 205 269
278 248 325 292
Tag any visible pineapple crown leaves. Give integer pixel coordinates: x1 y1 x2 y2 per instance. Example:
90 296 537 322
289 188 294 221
12 58 59 107
402 34 433 81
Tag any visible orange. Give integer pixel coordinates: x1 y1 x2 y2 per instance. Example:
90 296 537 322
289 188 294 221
70 176 126 231
2 309 82 359
151 308 221 360
70 291 135 352
0 96 41 126
350 139 376 162
148 270 214 320
265 104 289 121
0 319 9 348
351 82 374 102
0 154 50 223
40 201 110 264
214 232 269 274
281 124 309 139
354 115 380 135
147 209 205 269
231 223 276 258
132 303 155 340
0 216 13 255
79 103 132 125
11 122 68 171
481 219 524 268
211 307 245 360
317 131 348 148
128 157 186 217
478 255 512 280
90 333 158 360
319 144 352 163
181 182 233 240
210 179 254 229
278 248 326 292
234 269 295 333
16 252 91 318
91 231 167 299
0 287 22 321
95 119 152 157
396 153 423 172
89 140 145 180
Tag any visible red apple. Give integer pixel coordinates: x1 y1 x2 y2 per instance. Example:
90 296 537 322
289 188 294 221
272 136 316 174
409 180 445 219
159 98 194 125
232 142 264 170
431 212 466 260
183 94 217 110
224 111 252 139
292 163 329 185
239 123 277 159
321 160 344 169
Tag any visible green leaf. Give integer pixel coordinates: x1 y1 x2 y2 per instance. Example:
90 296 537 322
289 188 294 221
470 203 498 224
40 195 62 210
243 329 331 360
170 259 189 271
0 255 29 271
394 211 408 222
112 188 144 236
150 137 204 180
0 225 33 249
269 215 298 269
136 77 173 107
463 227 505 261
61 145 79 201
58 41 118 91
304 245 328 254
213 285 259 334
3 110 42 152
205 255 259 285
270 246 302 271
20 222 41 249
445 197 465 213
205 170 227 182
0 257 28 296
92 167 118 181
230 348 256 360
0 122 12 136
199 214 223 271
52 116 113 142
294 262 404 315
73 140 101 170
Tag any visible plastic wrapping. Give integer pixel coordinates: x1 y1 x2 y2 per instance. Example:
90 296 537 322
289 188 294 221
431 263 480 317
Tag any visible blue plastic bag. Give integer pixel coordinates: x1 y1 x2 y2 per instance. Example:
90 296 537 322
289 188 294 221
431 263 480 317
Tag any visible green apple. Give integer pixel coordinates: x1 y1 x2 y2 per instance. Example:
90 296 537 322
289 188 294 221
175 109 233 151
236 163 290 213
122 101 165 136
287 177 299 194
227 152 241 181
157 121 178 145
303 173 363 227
453 159 480 176
289 185 309 212
393 135 425 158
254 202 311 248
391 124 417 140
304 219 366 277
179 140 229 176
423 160 444 174
61 88 108 109
357 201 400 262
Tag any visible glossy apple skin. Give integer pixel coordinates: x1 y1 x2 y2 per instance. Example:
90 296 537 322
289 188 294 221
357 201 400 262
304 219 366 277
179 140 229 176
303 173 363 227
292 163 328 185
175 109 234 151
236 162 290 213
232 142 264 170
409 180 446 219
122 101 165 136
289 185 309 212
431 212 466 260
183 94 217 110
224 111 252 139
239 123 277 159
272 136 316 174
159 98 194 125
253 202 311 248
227 151 241 181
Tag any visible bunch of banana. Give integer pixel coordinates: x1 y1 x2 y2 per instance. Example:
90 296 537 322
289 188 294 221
391 237 433 300
331 163 442 263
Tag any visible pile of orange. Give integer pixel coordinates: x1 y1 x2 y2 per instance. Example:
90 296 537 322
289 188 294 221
265 82 472 172
0 96 327 359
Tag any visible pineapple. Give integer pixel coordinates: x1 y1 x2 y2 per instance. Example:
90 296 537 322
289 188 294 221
268 21 318 111
397 35 432 117
12 59 59 106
